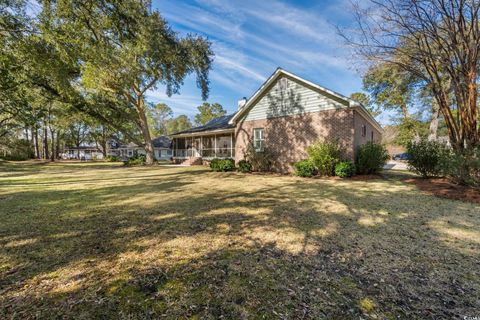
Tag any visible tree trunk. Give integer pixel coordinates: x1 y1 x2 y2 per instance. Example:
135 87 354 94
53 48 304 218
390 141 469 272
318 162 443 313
137 97 155 165
33 126 40 159
50 126 55 161
43 125 49 160
101 126 107 157
428 99 440 142
55 131 61 160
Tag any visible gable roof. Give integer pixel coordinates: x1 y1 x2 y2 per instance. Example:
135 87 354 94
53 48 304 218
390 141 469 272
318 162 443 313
172 113 236 136
117 136 171 149
152 136 172 148
229 68 383 132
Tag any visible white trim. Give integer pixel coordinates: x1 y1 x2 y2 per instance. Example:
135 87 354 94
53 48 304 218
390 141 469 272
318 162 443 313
229 68 383 133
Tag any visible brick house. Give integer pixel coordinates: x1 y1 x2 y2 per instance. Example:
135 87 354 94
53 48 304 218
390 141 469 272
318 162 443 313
171 68 382 172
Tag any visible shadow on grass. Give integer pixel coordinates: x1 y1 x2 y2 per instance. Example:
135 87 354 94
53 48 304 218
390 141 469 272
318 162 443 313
0 165 478 318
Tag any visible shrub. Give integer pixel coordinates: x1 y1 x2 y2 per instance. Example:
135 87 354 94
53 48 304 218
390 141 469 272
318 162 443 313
335 161 356 178
439 147 480 187
306 140 344 176
105 155 120 162
2 153 29 161
294 160 316 177
406 139 448 178
237 160 252 173
210 158 235 172
244 143 273 172
124 154 146 166
356 142 389 174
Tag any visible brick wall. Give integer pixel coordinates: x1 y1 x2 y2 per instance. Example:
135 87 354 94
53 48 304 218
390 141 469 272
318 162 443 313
353 110 382 151
234 109 355 173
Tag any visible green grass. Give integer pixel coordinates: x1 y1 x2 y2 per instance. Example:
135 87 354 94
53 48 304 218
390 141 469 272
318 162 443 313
0 161 479 319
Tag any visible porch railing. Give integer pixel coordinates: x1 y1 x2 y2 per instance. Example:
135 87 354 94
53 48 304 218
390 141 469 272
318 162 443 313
173 148 235 159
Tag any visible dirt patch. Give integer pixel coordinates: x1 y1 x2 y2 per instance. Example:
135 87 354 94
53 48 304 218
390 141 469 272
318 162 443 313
405 177 480 204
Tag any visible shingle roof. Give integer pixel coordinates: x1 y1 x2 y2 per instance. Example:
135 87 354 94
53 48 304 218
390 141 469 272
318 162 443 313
116 136 171 149
173 113 236 135
152 136 172 148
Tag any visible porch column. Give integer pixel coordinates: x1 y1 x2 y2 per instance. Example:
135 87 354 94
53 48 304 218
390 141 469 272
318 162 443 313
230 133 233 158
200 136 203 157
214 134 217 158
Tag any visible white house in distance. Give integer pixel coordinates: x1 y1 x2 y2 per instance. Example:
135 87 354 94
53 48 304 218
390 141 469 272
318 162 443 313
62 136 172 161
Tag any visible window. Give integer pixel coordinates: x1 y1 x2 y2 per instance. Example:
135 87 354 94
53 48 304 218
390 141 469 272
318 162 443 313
253 128 265 151
361 125 367 137
371 131 374 141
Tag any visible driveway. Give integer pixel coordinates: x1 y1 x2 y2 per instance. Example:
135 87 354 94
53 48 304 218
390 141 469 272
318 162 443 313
383 160 408 170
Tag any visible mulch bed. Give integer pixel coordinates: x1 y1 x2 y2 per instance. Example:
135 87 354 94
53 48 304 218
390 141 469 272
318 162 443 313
404 177 480 204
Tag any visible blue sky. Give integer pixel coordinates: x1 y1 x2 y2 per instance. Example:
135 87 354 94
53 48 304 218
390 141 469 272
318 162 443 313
148 0 383 122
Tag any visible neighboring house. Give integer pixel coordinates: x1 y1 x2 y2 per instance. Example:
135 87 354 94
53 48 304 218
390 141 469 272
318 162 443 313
62 146 105 160
171 68 382 172
114 136 173 160
63 136 172 161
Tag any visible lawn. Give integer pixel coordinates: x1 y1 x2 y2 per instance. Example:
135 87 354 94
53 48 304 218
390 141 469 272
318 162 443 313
0 161 478 319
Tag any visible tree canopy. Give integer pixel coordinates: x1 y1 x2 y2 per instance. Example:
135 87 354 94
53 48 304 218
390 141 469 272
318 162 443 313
194 102 226 126
342 0 480 151
0 0 213 164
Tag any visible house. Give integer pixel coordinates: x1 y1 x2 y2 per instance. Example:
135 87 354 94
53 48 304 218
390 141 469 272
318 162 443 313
63 136 172 161
171 68 382 172
115 136 172 160
62 146 105 160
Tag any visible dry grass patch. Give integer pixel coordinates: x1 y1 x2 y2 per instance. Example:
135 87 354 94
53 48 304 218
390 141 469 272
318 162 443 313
0 161 478 319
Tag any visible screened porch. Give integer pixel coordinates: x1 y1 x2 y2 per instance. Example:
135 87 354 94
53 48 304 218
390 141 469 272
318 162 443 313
172 133 235 159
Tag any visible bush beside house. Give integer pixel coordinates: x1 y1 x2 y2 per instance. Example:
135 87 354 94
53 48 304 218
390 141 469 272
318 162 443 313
335 161 356 178
210 158 235 172
294 160 316 177
355 142 389 174
306 140 343 176
237 160 252 173
293 140 388 179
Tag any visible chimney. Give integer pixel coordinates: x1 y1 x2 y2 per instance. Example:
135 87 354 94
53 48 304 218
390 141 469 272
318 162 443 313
237 97 247 110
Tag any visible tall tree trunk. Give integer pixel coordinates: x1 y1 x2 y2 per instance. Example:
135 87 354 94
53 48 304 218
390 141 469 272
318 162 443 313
43 125 49 160
137 97 155 165
50 126 55 161
33 126 40 159
30 127 35 158
55 131 60 160
101 126 107 157
428 99 440 142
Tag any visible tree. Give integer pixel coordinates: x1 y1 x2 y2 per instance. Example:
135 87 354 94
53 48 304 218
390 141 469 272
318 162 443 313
194 102 226 126
349 92 381 117
8 1 213 165
341 0 480 151
166 115 192 134
148 103 173 137
75 1 213 164
362 63 417 120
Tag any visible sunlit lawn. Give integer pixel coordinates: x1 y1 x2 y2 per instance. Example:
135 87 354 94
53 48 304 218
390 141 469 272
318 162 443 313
0 161 478 319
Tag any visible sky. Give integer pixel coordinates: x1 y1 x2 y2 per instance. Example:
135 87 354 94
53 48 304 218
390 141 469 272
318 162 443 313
148 0 388 123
